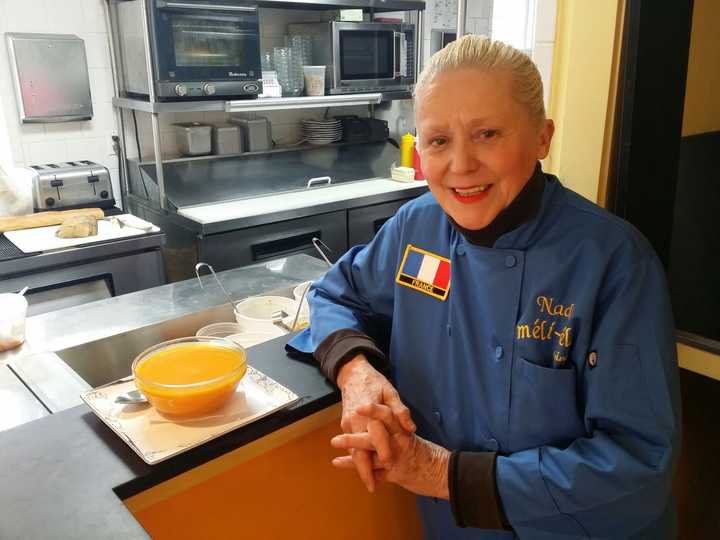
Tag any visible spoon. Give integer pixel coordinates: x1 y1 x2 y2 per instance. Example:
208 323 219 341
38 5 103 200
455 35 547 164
115 389 149 405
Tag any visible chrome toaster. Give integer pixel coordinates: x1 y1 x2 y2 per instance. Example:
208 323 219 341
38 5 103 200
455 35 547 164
28 161 115 211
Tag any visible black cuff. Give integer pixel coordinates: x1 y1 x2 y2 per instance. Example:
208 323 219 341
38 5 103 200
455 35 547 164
448 451 511 530
313 329 388 383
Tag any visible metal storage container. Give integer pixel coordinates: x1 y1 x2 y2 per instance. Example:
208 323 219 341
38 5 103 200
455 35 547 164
212 124 243 155
173 122 212 156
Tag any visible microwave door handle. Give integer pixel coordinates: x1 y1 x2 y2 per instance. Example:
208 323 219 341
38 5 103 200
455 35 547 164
157 2 257 12
393 32 402 78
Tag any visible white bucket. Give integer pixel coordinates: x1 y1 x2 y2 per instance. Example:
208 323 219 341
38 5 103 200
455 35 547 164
234 296 299 332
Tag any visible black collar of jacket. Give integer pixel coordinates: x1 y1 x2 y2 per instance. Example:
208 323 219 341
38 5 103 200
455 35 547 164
449 162 546 248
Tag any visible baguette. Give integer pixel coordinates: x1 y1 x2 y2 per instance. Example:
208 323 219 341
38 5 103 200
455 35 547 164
0 208 105 232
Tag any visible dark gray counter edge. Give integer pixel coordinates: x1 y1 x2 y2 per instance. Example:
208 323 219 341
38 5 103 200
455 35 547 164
0 333 337 540
0 233 165 277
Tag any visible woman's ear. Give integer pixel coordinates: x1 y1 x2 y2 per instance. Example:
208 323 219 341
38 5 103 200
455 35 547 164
537 119 555 160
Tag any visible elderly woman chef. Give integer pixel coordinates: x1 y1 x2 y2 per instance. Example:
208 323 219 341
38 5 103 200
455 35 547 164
289 35 680 539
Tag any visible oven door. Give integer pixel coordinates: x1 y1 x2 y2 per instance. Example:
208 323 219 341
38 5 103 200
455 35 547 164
151 1 260 82
332 22 411 91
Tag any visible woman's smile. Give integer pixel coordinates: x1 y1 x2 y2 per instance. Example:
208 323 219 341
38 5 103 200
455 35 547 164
451 184 494 203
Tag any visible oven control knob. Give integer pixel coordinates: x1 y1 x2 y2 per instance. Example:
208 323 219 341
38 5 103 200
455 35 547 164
203 83 216 96
174 84 188 97
243 83 259 93
45 197 55 207
100 190 109 199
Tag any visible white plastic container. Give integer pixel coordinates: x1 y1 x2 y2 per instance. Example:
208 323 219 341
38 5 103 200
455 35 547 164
0 293 28 352
196 321 284 349
234 296 300 332
303 66 326 96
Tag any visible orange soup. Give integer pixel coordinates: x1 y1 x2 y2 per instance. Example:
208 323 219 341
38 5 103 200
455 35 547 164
135 342 246 417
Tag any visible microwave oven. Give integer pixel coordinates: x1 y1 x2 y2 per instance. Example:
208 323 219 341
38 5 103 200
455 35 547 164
111 0 262 100
288 22 416 94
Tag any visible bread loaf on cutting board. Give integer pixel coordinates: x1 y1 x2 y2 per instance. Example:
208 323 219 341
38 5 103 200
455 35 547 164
0 208 104 232
56 215 99 238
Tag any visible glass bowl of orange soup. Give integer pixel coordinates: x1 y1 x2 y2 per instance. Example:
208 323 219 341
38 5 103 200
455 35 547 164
132 336 247 417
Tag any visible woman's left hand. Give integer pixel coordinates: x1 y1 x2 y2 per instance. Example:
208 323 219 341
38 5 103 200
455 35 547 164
331 403 451 499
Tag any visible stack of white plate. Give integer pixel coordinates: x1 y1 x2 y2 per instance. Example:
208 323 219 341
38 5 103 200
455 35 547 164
301 118 342 145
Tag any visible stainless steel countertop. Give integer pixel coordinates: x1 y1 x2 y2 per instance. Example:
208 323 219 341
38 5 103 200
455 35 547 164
1 253 328 430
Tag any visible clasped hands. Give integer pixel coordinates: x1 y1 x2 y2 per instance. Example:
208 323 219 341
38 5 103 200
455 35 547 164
332 355 450 499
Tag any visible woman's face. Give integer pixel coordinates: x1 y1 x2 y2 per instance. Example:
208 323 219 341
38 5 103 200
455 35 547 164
416 68 554 230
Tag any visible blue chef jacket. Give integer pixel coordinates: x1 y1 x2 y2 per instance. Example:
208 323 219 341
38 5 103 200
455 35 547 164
289 174 681 539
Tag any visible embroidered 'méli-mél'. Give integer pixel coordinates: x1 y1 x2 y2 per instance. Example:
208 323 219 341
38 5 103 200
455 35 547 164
395 244 451 300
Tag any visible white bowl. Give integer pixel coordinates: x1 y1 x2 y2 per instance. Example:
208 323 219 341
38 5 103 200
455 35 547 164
234 296 299 332
226 331 284 348
196 322 246 338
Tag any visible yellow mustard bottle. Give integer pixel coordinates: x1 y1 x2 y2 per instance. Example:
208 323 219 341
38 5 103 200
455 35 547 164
400 132 415 168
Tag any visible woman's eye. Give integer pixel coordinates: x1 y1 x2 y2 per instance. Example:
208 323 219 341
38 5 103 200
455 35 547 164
430 137 448 147
476 129 498 140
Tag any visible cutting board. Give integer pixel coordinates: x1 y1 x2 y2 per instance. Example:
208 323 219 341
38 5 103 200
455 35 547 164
4 214 160 254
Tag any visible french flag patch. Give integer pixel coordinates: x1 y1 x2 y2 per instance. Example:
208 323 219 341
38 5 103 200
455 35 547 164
395 244 451 300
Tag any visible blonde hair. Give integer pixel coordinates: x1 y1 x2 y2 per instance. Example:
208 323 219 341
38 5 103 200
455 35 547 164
416 35 546 126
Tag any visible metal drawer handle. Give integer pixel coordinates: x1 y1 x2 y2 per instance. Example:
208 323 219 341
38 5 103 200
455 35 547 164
306 176 332 189
158 2 257 12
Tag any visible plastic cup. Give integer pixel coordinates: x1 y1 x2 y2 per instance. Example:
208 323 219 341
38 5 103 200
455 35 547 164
0 293 28 352
303 66 326 96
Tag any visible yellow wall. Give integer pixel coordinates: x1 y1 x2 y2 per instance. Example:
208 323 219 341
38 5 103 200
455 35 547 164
678 0 720 376
682 0 720 136
544 0 621 203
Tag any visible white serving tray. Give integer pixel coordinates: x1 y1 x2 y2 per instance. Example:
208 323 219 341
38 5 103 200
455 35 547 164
4 214 160 254
80 366 299 465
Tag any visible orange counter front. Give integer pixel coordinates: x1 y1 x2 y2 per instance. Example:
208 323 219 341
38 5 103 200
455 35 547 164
125 404 423 539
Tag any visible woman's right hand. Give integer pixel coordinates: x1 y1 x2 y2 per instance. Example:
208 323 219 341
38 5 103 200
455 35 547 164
336 354 416 492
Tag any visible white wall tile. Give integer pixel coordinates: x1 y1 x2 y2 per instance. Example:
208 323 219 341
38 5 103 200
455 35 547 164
18 123 47 143
80 32 110 69
84 102 116 139
3 0 49 33
81 0 107 28
203 111 230 124
24 140 68 164
158 113 179 131
0 1 8 32
44 0 85 35
467 0 492 20
66 136 105 164
89 67 114 105
44 121 86 138
9 143 25 166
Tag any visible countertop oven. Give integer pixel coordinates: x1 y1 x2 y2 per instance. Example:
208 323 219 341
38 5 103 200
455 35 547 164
111 0 262 100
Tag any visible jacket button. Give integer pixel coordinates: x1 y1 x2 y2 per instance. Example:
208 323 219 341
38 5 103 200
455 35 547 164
456 245 466 256
487 438 499 451
588 351 598 368
433 410 443 425
495 345 504 359
505 255 517 268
